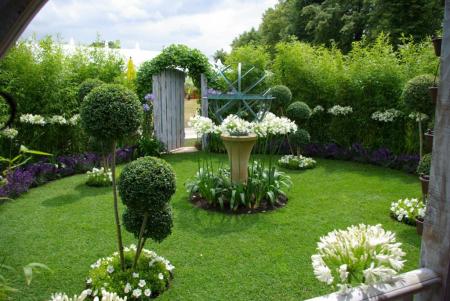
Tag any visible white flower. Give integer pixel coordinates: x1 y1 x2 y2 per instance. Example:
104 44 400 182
252 112 297 137
218 114 252 136
106 265 114 274
408 112 428 122
278 155 316 169
68 114 80 126
0 127 18 139
158 273 164 280
390 198 426 223
138 279 146 288
20 113 46 125
132 272 139 278
144 288 152 296
311 224 405 290
188 115 215 136
86 278 92 284
312 105 324 114
124 283 132 293
371 109 402 122
132 288 142 297
47 115 68 125
328 105 353 116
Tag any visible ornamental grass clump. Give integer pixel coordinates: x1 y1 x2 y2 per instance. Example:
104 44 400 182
390 198 426 224
311 224 405 293
80 84 142 271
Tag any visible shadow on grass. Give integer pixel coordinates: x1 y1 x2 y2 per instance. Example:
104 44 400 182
41 183 109 207
175 196 267 238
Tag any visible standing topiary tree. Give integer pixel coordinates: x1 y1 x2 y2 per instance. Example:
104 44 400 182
80 84 142 270
286 101 312 156
118 156 176 268
77 78 105 102
401 74 435 158
270 85 292 115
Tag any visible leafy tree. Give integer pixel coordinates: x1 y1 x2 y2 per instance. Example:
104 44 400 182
213 49 228 63
231 28 262 48
126 57 137 82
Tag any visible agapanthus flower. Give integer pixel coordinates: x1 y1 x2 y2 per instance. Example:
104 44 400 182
20 113 46 125
1 127 18 139
311 224 405 292
188 115 216 136
390 198 426 223
144 93 155 101
371 109 402 122
328 105 353 116
47 115 68 125
143 103 150 112
409 112 428 122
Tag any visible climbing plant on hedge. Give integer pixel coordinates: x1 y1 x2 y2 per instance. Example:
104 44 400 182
80 84 142 270
136 44 211 99
118 156 176 268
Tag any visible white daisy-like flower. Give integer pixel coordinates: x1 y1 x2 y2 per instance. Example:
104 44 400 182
106 265 114 274
124 283 132 294
138 279 146 288
144 289 152 297
158 273 164 280
132 272 139 278
86 278 92 284
132 288 142 297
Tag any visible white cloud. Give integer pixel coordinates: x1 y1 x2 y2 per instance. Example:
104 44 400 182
22 0 277 57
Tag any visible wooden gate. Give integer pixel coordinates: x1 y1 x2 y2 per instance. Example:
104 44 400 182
152 69 185 151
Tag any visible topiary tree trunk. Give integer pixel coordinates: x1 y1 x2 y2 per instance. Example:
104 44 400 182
111 141 125 270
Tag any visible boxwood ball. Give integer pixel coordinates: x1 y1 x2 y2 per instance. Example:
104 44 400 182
401 74 435 116
289 128 310 147
118 156 176 211
78 78 104 102
80 84 142 142
271 85 292 111
122 206 173 242
286 101 311 125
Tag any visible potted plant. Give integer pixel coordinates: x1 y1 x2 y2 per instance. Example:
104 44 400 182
432 36 442 57
417 153 431 197
219 115 257 184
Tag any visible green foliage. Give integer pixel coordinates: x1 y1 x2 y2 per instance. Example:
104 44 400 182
231 28 262 49
80 84 142 142
123 206 173 242
87 247 172 299
270 85 292 113
85 167 112 187
136 44 211 99
286 102 311 125
137 136 165 158
401 74 435 115
288 129 311 148
186 161 292 210
417 153 432 175
224 45 270 94
77 78 105 102
118 157 176 211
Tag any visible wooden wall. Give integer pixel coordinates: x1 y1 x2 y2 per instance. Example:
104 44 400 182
152 69 185 151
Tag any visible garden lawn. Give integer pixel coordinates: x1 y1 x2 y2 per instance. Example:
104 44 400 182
0 153 422 301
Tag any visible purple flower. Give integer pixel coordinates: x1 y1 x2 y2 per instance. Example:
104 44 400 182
143 103 150 112
207 88 221 95
0 169 34 198
144 93 155 101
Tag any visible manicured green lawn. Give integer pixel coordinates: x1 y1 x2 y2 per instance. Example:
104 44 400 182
0 153 422 300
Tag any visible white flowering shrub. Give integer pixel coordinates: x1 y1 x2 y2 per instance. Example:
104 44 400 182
390 198 426 224
86 167 112 187
50 289 126 301
188 115 216 136
87 245 174 299
278 155 316 170
19 114 81 126
311 224 405 292
0 127 18 139
371 109 402 122
327 105 353 116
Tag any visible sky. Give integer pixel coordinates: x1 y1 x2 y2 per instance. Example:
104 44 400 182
22 0 277 57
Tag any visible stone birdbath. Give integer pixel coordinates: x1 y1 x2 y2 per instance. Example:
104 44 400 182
221 134 258 184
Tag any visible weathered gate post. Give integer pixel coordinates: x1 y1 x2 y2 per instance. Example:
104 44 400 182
152 69 185 152
417 1 450 300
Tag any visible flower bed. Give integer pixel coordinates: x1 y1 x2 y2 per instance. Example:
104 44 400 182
278 155 317 170
390 198 426 225
86 167 113 187
0 147 134 199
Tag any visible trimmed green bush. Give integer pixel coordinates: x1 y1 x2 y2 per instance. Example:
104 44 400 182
417 153 432 175
118 156 176 211
78 78 104 102
271 85 292 112
401 74 435 115
137 136 166 157
289 129 311 147
286 101 311 125
80 84 142 142
123 206 173 242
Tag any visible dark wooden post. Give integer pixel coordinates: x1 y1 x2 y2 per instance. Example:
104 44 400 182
418 1 450 300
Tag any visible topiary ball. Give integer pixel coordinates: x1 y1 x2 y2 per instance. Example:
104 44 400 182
401 74 435 116
286 101 312 125
80 84 142 142
78 78 104 102
123 206 173 242
271 85 292 112
118 156 176 211
288 129 310 147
